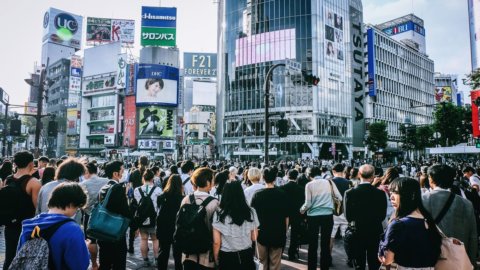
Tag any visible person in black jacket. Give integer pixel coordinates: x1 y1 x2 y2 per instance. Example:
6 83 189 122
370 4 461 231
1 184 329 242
344 164 387 270
98 160 131 270
156 174 184 270
280 169 305 261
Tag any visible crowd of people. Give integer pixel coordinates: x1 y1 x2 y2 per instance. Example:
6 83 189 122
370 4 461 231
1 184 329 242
0 151 479 270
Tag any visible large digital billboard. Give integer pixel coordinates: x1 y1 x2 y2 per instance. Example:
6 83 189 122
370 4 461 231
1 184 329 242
138 106 174 138
184 53 217 77
42 7 83 50
86 17 135 45
235 28 296 67
141 7 177 47
136 64 179 106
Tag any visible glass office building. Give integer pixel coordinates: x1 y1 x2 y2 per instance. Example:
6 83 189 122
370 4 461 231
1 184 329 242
217 0 365 160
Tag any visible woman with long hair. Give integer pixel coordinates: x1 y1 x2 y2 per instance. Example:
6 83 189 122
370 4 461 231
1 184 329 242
0 160 13 181
156 174 184 270
213 181 259 270
41 167 56 186
211 170 229 200
379 177 442 269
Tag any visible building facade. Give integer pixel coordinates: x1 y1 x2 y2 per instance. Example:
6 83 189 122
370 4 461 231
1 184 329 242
217 0 365 160
365 15 435 151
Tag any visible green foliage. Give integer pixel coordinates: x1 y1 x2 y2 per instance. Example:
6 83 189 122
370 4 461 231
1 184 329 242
465 68 480 90
433 103 468 146
365 121 388 153
416 125 434 150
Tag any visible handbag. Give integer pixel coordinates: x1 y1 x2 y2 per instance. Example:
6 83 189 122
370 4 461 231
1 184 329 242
435 227 473 270
87 184 131 242
328 180 343 216
343 221 357 259
254 242 263 270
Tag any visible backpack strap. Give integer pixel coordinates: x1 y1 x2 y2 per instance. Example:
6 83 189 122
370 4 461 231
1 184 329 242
200 196 216 209
435 192 455 224
139 188 146 198
39 219 74 241
147 186 156 198
183 177 191 185
188 194 196 205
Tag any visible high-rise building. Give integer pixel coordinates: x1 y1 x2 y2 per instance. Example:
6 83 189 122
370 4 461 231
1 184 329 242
365 14 435 153
434 73 459 105
468 0 480 70
217 0 365 160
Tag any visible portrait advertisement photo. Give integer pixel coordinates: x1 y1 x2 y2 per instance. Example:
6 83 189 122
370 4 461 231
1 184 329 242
135 64 179 106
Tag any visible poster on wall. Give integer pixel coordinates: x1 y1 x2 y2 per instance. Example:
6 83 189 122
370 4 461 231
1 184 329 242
138 106 174 138
325 9 344 61
136 64 179 106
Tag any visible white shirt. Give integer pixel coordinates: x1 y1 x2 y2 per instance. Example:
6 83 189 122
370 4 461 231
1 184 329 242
181 173 194 195
469 174 480 189
243 183 265 205
134 183 163 212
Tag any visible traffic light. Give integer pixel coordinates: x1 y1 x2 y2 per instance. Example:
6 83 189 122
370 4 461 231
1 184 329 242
303 74 320 86
48 121 58 137
10 120 21 136
276 119 289 138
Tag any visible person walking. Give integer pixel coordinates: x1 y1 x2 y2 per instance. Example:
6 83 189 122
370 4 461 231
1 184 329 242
213 181 259 270
156 174 184 270
344 164 387 270
251 167 289 270
300 166 342 270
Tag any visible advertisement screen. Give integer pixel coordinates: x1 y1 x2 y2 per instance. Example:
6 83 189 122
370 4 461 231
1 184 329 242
87 17 135 45
325 9 344 62
235 28 296 67
184 53 217 77
435 86 453 103
42 7 83 50
136 64 179 106
138 106 174 138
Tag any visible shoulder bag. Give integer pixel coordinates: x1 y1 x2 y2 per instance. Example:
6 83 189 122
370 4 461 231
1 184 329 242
87 184 131 242
328 180 343 216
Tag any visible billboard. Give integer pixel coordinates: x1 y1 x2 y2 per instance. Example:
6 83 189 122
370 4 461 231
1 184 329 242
42 7 83 50
66 108 78 135
82 75 116 95
125 63 137 96
136 64 179 106
471 90 480 137
138 106 174 138
325 9 344 62
69 55 82 93
141 7 177 47
435 86 453 103
382 21 425 36
367 28 377 97
235 28 296 66
86 17 135 45
183 53 217 77
116 53 127 90
123 96 136 147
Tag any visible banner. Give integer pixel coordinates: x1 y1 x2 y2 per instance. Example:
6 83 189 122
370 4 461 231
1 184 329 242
125 64 136 96
66 108 78 135
86 17 135 45
138 106 174 138
183 53 217 77
367 28 376 97
435 86 453 103
123 96 136 147
141 7 177 47
136 64 179 106
43 7 83 50
116 53 127 89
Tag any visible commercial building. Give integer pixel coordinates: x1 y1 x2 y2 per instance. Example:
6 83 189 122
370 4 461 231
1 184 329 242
217 0 366 160
434 73 460 105
365 14 435 151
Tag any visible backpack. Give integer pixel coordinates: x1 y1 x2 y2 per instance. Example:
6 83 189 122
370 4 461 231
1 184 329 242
134 187 157 227
9 219 73 270
174 195 216 255
182 177 191 185
0 175 32 226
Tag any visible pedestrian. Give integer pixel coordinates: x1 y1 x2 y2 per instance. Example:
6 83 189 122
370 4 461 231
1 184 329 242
377 167 399 225
228 166 238 182
423 164 478 266
97 160 131 270
1 151 41 270
134 169 162 267
0 160 13 181
300 166 341 270
344 164 387 270
280 169 305 261
462 166 480 193
79 162 109 270
211 169 228 200
40 167 56 186
213 181 259 270
156 174 184 270
330 163 350 266
13 182 89 270
251 166 288 270
379 177 442 268
180 160 195 195
243 167 264 205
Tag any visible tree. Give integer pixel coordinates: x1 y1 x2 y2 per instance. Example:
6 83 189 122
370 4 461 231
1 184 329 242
365 121 388 153
416 125 434 151
460 105 473 142
465 68 480 90
399 124 417 151
433 103 464 146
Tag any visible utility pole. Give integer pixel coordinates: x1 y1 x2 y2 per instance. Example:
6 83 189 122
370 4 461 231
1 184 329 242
3 102 8 157
34 58 49 157
263 63 285 164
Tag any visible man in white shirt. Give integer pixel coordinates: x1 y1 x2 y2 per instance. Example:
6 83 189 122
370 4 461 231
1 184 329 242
243 167 264 205
462 166 480 193
180 160 195 195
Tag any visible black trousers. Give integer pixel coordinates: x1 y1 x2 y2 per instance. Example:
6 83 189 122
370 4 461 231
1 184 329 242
219 248 255 270
3 225 22 270
353 233 381 270
128 223 137 250
183 260 214 270
157 240 182 270
98 238 127 270
307 215 333 270
288 219 301 257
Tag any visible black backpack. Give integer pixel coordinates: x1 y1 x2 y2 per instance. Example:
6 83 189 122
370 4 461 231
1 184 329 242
133 187 157 227
0 175 32 226
174 195 216 255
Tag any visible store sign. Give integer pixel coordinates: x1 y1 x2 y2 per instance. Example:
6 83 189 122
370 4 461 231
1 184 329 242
125 64 136 96
116 53 127 89
83 76 116 94
69 55 82 92
104 134 115 146
138 139 174 150
123 96 136 147
141 7 177 47
42 7 83 50
367 28 376 97
184 53 217 77
351 5 365 148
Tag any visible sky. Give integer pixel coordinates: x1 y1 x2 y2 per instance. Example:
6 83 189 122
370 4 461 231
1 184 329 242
0 0 473 111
